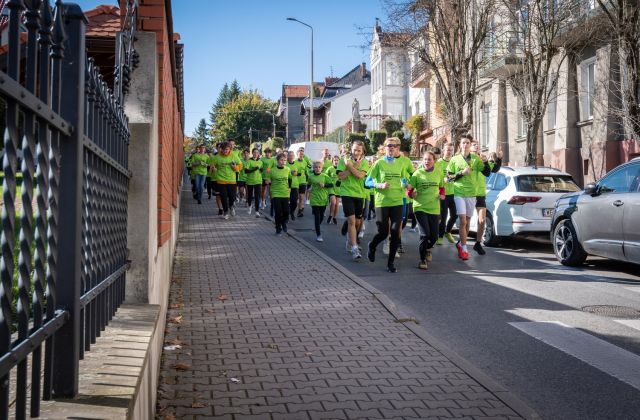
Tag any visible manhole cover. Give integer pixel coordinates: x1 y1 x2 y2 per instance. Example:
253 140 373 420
581 305 640 319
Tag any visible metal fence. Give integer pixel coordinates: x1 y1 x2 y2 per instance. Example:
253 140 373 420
0 1 135 418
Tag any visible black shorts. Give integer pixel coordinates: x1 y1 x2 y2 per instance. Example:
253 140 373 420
238 181 246 187
476 196 487 208
211 181 220 196
298 184 307 194
342 196 364 219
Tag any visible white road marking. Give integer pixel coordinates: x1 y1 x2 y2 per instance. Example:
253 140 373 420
615 319 640 333
510 321 640 391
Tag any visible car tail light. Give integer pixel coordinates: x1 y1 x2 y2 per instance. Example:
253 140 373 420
507 195 541 205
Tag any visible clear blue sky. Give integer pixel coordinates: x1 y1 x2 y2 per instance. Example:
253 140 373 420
74 0 387 135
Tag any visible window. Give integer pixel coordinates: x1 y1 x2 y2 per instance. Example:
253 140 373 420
547 74 557 129
581 59 596 120
599 164 640 194
517 98 527 138
415 101 420 115
516 175 581 193
480 101 491 148
386 57 402 86
493 174 508 191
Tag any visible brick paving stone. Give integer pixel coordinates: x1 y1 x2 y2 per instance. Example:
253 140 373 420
155 192 525 419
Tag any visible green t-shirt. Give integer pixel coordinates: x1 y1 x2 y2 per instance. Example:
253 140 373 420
207 154 216 180
286 160 301 189
436 158 453 195
267 165 291 198
244 158 263 186
238 159 248 182
322 159 333 171
368 158 411 207
337 158 369 199
211 153 242 184
189 153 209 176
324 165 339 196
260 156 275 178
296 158 309 184
410 167 444 215
473 160 496 196
307 172 332 206
446 153 486 197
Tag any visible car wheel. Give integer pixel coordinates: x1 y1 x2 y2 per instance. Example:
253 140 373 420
553 219 587 266
482 214 501 247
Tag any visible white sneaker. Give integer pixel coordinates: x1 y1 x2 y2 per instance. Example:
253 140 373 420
230 207 236 217
345 238 351 253
255 211 261 218
223 212 230 220
351 247 362 260
358 229 365 239
316 235 324 242
383 240 389 255
305 199 310 205
248 207 253 215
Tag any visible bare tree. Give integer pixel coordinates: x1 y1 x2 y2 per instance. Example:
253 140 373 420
496 0 587 165
596 0 640 142
385 0 495 145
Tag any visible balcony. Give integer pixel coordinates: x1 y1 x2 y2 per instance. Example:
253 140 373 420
410 61 430 88
479 32 524 79
555 0 606 45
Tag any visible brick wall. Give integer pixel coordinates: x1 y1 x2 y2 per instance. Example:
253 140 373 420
132 0 184 246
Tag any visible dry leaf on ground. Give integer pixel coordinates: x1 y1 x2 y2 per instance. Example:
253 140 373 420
205 308 215 313
172 363 190 371
217 294 229 301
165 339 185 346
163 415 176 420
168 315 183 324
230 377 241 383
169 303 184 309
304 352 313 357
191 402 208 408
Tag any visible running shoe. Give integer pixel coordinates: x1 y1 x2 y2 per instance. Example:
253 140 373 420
351 247 362 260
456 241 464 259
408 227 417 233
327 216 332 224
248 207 253 215
461 251 470 261
332 218 337 225
197 200 202 205
218 209 223 216
223 212 230 220
255 211 261 218
282 224 288 233
445 232 456 243
418 260 428 270
426 250 433 262
230 207 236 217
290 213 295 221
208 194 211 199
367 242 375 262
341 221 348 236
316 235 324 242
436 237 444 245
383 240 389 255
473 242 486 255
398 244 405 254
297 209 304 217
305 199 310 205
387 264 397 273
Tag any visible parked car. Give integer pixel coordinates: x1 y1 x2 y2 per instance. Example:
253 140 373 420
551 157 640 266
469 166 581 245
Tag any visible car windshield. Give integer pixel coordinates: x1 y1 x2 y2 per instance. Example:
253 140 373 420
516 175 581 193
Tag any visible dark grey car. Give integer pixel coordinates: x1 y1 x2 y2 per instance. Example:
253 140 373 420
550 157 640 266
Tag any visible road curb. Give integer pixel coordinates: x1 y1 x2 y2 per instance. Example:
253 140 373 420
262 213 539 420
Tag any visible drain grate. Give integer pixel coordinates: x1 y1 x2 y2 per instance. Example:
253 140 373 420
581 305 640 319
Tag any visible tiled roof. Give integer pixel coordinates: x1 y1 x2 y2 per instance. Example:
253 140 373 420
283 85 309 98
85 5 121 38
379 32 411 47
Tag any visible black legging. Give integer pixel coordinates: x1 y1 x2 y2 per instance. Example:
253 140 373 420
370 206 403 266
416 212 439 260
289 188 299 215
312 205 326 236
246 184 262 211
439 194 457 236
219 183 237 212
272 197 289 231
402 203 417 229
206 179 215 197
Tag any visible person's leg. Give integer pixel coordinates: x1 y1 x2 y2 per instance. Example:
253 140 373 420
273 198 283 232
219 184 230 213
255 185 262 212
415 212 430 262
228 184 237 214
439 198 448 238
427 214 439 250
297 185 306 216
312 206 323 237
196 175 206 203
387 206 403 269
353 198 364 243
474 196 487 255
369 207 390 250
446 195 458 234
247 184 254 208
289 188 298 219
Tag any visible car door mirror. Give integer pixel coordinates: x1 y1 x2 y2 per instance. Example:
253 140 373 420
584 183 598 196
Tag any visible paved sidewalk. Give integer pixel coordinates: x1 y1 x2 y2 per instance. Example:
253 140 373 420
156 193 533 419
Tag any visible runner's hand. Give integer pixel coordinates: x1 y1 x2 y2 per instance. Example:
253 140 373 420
462 167 471 175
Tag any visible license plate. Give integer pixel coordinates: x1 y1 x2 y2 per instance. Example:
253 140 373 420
542 208 554 217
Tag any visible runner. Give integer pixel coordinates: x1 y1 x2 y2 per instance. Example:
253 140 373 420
209 141 243 219
325 155 340 224
238 149 249 204
244 147 264 217
260 148 275 210
206 147 216 200
394 144 415 254
265 152 291 235
307 161 334 242
321 148 333 171
436 142 457 244
470 141 502 255
286 151 300 221
188 144 208 205
337 140 369 260
446 134 491 260
296 147 310 218
365 138 411 273
408 151 445 270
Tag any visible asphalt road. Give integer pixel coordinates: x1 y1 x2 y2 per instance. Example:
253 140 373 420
282 205 640 420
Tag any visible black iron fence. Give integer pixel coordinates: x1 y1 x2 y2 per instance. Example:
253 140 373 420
0 1 135 418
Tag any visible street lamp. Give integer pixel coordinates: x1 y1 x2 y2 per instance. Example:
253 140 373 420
286 17 314 141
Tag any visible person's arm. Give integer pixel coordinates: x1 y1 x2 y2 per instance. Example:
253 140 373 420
490 155 502 173
348 161 367 179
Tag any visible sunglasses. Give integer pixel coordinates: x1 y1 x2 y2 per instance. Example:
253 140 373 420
385 144 399 148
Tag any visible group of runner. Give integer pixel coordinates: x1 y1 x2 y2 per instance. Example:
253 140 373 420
187 133 501 273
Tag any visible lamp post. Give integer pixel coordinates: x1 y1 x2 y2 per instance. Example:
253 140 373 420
286 17 314 141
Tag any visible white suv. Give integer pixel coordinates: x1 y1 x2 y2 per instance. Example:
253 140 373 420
469 166 581 245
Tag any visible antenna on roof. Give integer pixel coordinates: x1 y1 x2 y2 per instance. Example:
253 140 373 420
330 66 334 78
